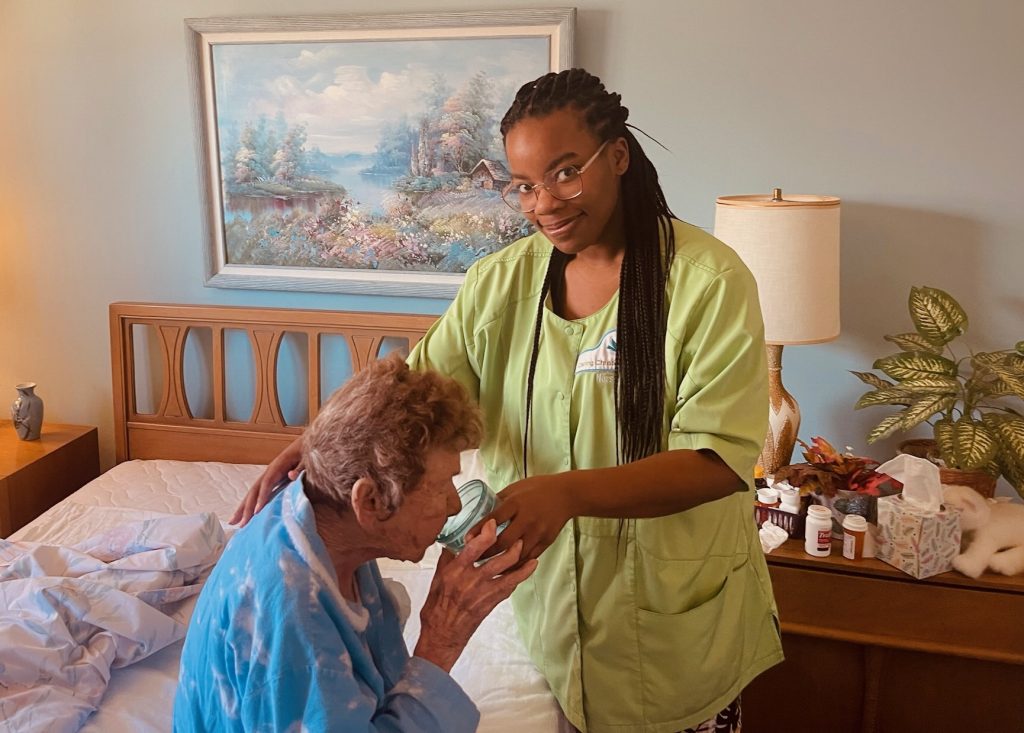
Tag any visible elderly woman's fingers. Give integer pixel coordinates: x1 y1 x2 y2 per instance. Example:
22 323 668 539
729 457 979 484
465 504 504 545
457 519 498 564
417 541 538 671
470 499 516 549
479 539 524 576
480 557 538 610
478 515 529 559
499 557 538 591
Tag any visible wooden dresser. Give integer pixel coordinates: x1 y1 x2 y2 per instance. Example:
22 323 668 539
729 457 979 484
0 421 100 537
744 540 1024 732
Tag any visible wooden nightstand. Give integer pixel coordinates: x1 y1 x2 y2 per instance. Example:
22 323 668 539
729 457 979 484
745 539 1024 731
0 420 100 537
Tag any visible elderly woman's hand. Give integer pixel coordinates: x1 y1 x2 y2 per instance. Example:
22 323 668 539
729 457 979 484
414 520 537 673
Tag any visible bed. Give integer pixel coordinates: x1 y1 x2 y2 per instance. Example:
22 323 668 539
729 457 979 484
5 302 566 733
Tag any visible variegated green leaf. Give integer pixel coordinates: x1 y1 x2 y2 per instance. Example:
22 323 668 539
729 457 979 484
980 459 1003 478
909 286 967 345
867 412 907 444
866 394 956 444
855 388 914 409
897 394 958 432
873 352 957 381
973 351 1019 368
988 381 1017 398
994 450 1024 498
933 418 956 461
945 418 998 469
884 332 941 353
974 352 1024 400
969 373 1016 398
850 371 894 390
981 413 1024 462
899 377 960 393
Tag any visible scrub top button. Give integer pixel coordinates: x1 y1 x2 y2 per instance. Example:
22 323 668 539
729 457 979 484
564 325 573 335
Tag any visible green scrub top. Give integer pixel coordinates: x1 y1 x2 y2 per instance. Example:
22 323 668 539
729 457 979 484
408 219 783 733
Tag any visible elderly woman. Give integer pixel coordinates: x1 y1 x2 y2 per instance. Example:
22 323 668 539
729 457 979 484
173 354 536 732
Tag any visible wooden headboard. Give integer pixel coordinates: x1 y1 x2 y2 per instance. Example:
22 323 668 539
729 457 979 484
109 302 437 465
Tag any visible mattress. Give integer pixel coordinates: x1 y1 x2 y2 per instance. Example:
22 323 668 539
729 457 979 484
9 459 565 733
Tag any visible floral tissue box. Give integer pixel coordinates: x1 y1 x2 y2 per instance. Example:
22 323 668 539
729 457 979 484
874 494 961 579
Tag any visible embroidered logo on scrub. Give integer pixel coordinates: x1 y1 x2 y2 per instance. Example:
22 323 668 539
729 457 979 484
575 329 617 374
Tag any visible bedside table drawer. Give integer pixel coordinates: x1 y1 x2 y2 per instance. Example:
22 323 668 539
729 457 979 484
769 562 1024 663
746 547 1024 731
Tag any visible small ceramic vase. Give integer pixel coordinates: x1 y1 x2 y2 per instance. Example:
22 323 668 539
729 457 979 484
11 382 44 440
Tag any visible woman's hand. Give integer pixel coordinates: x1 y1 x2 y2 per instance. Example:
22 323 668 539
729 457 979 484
230 437 304 526
475 474 576 563
414 520 537 673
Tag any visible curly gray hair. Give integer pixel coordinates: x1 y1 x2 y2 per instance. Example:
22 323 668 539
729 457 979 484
302 353 483 515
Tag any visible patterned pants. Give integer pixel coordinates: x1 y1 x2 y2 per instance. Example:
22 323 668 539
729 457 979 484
561 697 741 733
682 697 742 733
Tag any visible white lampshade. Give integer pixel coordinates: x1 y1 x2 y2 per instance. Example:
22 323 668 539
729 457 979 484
714 191 841 345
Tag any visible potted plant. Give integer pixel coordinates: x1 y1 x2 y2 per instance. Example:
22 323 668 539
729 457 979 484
852 286 1024 499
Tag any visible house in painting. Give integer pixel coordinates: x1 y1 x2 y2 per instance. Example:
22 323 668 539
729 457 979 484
470 158 511 190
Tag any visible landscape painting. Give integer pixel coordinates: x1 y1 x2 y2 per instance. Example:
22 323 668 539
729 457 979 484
188 11 574 295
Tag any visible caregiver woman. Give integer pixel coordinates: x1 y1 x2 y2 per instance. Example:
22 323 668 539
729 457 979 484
236 68 782 733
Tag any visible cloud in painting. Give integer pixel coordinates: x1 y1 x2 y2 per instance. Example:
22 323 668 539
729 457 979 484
213 37 550 155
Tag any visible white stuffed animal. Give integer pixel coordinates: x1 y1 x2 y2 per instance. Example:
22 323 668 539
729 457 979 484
942 484 1024 578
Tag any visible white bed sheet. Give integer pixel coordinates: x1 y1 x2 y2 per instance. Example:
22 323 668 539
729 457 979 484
9 459 564 733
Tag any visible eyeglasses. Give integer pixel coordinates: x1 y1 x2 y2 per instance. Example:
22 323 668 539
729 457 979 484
501 140 610 213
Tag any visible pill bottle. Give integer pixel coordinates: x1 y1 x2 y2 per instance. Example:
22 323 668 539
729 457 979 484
756 487 780 508
842 514 868 560
778 486 802 514
804 505 833 557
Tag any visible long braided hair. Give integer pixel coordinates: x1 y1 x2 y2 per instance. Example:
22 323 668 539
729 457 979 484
500 69 677 476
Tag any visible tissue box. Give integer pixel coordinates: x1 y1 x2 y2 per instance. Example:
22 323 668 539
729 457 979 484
874 494 961 579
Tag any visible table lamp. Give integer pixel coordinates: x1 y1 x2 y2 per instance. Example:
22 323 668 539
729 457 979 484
714 188 841 475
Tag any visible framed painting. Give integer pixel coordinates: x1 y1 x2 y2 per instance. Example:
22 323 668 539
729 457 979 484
186 9 575 297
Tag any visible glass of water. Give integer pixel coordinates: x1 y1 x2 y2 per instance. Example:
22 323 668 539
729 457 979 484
437 479 504 552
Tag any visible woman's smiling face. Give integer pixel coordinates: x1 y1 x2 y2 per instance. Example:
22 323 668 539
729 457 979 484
503 107 629 256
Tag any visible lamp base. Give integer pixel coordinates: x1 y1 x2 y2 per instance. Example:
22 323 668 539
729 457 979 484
759 344 801 476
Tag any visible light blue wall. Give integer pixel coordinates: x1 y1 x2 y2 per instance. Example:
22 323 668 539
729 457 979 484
2 1 1022 495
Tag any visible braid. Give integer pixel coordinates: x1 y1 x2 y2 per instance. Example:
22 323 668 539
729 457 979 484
503 69 676 475
522 251 567 477
616 129 675 463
